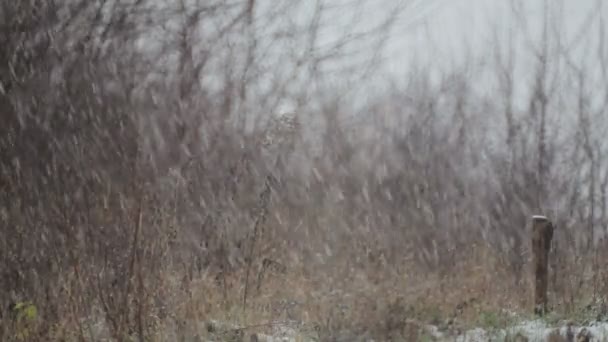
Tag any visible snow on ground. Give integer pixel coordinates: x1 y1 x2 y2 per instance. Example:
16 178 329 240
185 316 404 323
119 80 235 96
199 318 608 341
446 320 608 342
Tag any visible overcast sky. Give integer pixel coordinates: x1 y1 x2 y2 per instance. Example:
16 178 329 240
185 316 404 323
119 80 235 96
265 0 605 121
385 0 602 71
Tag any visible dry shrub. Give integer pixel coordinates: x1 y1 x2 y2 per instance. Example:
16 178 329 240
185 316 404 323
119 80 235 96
2 1 608 341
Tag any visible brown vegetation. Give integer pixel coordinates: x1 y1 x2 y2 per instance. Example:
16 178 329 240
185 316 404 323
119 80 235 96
1 0 608 341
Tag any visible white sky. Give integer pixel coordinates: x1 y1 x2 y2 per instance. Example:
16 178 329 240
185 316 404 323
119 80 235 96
384 0 602 71
299 0 607 151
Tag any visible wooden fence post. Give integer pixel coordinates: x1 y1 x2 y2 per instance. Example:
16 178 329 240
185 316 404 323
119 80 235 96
531 215 554 316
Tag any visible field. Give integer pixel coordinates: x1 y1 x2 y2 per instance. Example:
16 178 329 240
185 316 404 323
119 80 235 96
2 1 608 341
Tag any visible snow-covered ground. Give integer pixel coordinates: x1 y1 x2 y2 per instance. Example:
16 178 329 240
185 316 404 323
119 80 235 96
451 320 608 342
199 318 608 341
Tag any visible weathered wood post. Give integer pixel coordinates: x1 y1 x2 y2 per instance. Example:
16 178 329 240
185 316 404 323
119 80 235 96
531 215 553 316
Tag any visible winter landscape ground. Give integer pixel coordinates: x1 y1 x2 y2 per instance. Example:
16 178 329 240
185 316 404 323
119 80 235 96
2 1 608 341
